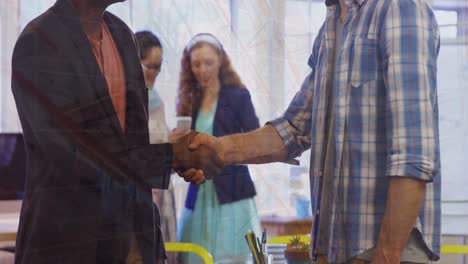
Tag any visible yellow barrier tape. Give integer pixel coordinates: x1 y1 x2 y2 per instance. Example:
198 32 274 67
268 236 468 256
268 235 310 245
441 245 468 255
165 242 214 264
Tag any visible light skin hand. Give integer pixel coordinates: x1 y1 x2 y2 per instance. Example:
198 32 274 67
189 133 224 162
370 177 426 264
189 124 288 165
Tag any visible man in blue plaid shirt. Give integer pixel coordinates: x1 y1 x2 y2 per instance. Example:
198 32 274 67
188 0 441 263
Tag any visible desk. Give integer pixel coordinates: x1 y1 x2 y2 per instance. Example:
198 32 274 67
260 216 312 237
0 201 21 243
0 215 17 242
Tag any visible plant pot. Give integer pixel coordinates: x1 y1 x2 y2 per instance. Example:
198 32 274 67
284 249 311 264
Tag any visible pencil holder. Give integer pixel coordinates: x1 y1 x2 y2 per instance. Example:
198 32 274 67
251 252 268 264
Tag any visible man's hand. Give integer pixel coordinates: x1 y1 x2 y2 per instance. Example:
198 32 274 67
188 132 225 162
370 177 427 264
188 125 288 165
370 250 400 264
172 131 224 179
178 168 206 185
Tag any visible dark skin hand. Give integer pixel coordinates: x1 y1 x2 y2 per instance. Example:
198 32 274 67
179 168 206 185
172 131 224 180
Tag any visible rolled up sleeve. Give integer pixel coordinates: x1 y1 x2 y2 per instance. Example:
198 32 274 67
268 73 314 160
380 0 440 182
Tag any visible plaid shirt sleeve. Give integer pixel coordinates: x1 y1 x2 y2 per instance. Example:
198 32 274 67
380 1 440 182
268 73 314 160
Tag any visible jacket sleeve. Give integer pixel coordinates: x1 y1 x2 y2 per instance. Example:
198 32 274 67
11 30 85 179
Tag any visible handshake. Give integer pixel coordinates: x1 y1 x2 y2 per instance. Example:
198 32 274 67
171 131 224 185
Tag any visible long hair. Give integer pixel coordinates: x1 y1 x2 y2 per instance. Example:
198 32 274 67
176 40 246 116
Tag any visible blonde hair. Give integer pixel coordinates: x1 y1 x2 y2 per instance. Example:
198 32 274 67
176 36 246 116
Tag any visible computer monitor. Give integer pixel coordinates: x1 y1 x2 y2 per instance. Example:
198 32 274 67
0 133 26 200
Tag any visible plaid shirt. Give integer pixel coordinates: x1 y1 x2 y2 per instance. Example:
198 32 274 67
269 0 441 263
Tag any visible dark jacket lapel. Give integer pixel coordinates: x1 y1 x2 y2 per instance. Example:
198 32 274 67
54 0 125 140
103 13 150 146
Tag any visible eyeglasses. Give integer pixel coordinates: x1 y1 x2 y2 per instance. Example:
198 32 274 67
141 62 162 72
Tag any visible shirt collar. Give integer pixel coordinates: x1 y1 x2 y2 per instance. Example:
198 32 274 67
326 0 366 8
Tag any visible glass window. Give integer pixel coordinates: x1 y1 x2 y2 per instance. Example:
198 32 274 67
434 7 468 204
284 1 326 103
434 10 458 39
107 1 132 26
240 0 328 217
19 0 56 30
1 1 24 133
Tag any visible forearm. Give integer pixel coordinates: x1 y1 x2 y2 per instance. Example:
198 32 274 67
219 125 288 165
373 177 426 262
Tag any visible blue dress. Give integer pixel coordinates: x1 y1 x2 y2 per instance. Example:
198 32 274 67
177 99 261 264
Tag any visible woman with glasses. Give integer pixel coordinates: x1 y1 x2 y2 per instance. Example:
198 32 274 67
136 31 168 143
135 31 178 264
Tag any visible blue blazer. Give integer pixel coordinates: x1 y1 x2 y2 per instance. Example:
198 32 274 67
185 85 260 209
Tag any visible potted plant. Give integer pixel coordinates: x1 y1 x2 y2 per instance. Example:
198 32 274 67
284 235 311 264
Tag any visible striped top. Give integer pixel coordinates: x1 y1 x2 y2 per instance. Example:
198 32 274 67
269 0 441 263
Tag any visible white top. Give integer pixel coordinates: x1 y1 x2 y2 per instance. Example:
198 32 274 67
148 101 170 144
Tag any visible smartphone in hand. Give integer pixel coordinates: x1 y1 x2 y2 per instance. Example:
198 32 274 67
176 116 192 130
169 116 192 143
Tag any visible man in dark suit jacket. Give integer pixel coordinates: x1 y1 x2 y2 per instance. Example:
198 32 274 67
11 0 222 263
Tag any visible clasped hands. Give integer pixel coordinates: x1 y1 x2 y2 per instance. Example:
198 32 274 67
171 130 224 185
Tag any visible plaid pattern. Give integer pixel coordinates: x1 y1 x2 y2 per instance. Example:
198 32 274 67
269 0 441 263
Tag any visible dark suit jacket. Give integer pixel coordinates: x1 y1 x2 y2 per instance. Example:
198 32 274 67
11 1 172 263
185 85 259 209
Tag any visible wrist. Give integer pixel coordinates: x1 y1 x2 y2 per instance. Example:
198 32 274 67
170 141 179 169
170 131 193 170
217 137 230 164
